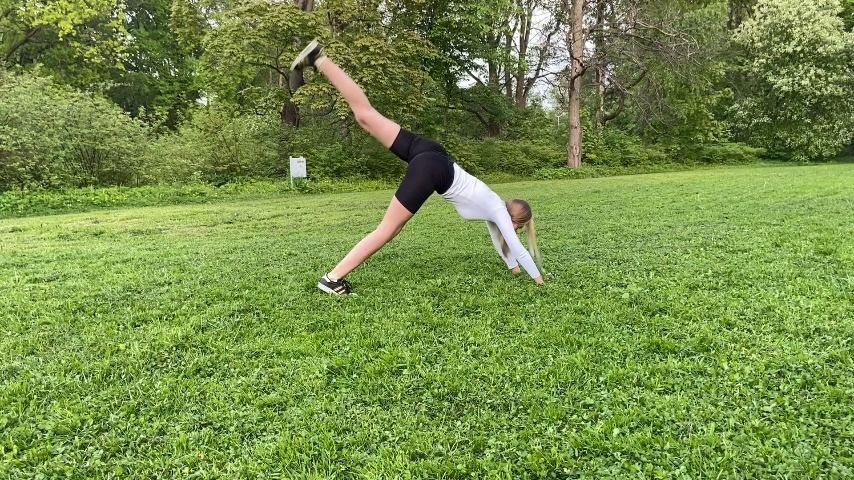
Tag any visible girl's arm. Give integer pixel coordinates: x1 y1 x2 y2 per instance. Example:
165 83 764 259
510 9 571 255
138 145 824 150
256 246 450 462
486 221 519 271
494 211 544 284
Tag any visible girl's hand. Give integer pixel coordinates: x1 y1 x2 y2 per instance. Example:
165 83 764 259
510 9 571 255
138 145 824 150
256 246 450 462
511 266 521 275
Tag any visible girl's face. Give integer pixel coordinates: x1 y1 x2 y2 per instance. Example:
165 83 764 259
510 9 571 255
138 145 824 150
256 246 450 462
507 199 531 231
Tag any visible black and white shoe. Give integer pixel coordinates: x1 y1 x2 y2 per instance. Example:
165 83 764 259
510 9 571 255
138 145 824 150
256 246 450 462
317 274 352 295
290 39 326 71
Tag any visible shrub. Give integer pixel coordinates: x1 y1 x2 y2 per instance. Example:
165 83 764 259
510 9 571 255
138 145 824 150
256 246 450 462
444 136 564 175
0 71 150 191
281 126 406 180
144 107 281 185
677 142 766 164
583 128 669 166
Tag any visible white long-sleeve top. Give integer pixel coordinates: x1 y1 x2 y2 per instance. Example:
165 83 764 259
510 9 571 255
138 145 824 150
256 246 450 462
440 163 541 279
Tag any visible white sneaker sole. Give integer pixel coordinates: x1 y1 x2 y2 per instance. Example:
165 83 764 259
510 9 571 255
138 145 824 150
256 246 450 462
290 40 319 71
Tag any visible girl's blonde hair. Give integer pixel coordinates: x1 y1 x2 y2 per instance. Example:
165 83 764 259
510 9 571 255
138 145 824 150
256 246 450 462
500 199 541 265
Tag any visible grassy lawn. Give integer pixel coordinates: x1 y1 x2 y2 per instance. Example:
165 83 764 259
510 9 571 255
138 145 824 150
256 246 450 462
1 164 852 478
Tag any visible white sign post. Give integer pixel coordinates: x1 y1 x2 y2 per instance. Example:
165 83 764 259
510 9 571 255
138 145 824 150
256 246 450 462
289 156 307 188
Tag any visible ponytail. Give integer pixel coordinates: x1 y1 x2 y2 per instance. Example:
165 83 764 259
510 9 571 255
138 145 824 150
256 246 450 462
501 198 541 267
500 235 510 259
497 219 542 266
526 218 541 266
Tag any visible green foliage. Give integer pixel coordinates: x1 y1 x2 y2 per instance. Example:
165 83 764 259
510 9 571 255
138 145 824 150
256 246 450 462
295 34 434 130
106 0 198 129
428 134 563 176
532 142 765 180
2 0 849 189
502 102 561 141
678 142 767 164
0 71 149 191
728 0 854 160
169 0 208 57
842 0 854 29
1 0 129 88
281 125 407 180
634 3 732 144
0 177 399 218
532 163 699 180
200 0 319 110
2 165 853 477
584 128 670 166
144 106 281 185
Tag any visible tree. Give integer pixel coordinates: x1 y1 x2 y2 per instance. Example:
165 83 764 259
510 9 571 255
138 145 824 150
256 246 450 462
200 0 431 134
200 0 319 126
728 0 758 29
1 0 128 88
108 0 199 128
603 1 723 138
555 0 722 167
565 0 584 168
507 0 565 109
383 0 564 136
728 0 854 159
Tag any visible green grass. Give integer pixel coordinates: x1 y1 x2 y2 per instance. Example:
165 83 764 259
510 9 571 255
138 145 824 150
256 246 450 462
0 178 402 219
1 161 823 220
1 164 852 478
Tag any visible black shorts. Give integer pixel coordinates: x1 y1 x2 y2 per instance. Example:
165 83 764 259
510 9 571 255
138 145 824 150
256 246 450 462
390 129 455 214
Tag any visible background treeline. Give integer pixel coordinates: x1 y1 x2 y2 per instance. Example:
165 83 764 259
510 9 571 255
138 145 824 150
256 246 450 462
0 0 852 192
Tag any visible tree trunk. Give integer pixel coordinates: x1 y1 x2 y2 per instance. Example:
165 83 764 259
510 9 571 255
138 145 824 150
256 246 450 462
282 69 302 126
504 29 514 100
488 59 500 90
486 58 501 137
728 0 756 30
281 0 315 127
514 1 533 108
486 119 501 137
594 0 607 129
295 0 315 10
566 0 584 168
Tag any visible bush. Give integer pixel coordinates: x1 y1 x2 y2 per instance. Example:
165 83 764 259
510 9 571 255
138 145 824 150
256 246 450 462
583 128 669 166
0 71 150 191
282 127 406 180
443 136 564 175
144 107 281 185
677 142 766 164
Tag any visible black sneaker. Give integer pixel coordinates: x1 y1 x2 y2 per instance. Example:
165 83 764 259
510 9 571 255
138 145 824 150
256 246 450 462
290 39 326 71
317 274 352 295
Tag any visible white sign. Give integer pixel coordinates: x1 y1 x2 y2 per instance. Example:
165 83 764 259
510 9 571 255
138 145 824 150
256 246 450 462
289 156 307 178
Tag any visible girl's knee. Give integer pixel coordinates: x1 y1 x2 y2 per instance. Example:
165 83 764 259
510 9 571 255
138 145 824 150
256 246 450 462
376 223 403 240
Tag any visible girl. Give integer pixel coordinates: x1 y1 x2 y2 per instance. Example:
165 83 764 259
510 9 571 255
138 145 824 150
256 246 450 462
291 40 544 295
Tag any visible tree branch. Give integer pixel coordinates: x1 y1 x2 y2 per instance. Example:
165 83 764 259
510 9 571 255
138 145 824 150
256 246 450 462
603 68 648 97
461 64 487 89
4 25 45 62
524 15 564 97
603 93 626 124
440 103 490 129
301 98 338 118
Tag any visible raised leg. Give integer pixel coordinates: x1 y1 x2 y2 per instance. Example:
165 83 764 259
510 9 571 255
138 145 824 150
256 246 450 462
315 59 401 149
